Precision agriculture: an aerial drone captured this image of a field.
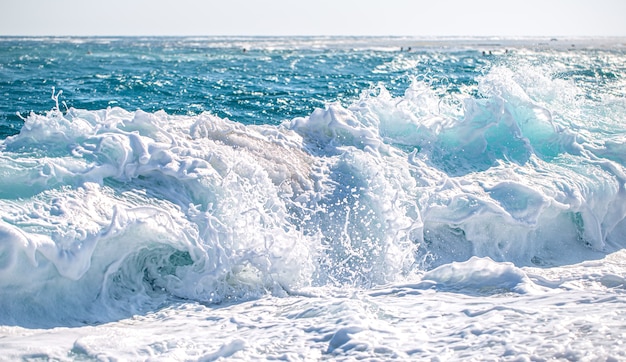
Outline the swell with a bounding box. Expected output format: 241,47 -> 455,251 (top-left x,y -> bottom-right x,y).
1,64 -> 625,327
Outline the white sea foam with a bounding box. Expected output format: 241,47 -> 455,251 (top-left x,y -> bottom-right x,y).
1,54 -> 626,359
2,250 -> 626,360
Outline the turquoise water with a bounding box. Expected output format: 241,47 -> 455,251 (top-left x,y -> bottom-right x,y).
1,37 -> 490,136
2,37 -> 626,360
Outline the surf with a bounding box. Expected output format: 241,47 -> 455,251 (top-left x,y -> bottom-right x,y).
1,45 -> 625,329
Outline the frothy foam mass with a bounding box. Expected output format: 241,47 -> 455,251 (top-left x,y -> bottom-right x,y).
1,61 -> 625,328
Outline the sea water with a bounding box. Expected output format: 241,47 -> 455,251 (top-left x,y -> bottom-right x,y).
1,36 -> 626,360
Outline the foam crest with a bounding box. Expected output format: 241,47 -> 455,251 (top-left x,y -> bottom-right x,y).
289,103 -> 387,155
332,74 -> 626,269
288,103 -> 423,285
0,109 -> 318,326
423,256 -> 539,294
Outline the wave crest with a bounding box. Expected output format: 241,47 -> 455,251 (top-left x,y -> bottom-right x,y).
1,70 -> 625,326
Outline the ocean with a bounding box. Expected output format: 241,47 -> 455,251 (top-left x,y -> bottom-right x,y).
1,36 -> 626,361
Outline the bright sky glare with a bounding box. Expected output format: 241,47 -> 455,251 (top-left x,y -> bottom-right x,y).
1,0 -> 625,37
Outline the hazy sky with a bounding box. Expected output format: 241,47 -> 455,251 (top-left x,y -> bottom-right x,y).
1,0 -> 625,37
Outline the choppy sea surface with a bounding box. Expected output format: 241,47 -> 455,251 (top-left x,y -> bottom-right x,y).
1,36 -> 626,361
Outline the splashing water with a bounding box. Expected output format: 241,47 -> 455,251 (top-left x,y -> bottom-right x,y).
1,37 -> 626,360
